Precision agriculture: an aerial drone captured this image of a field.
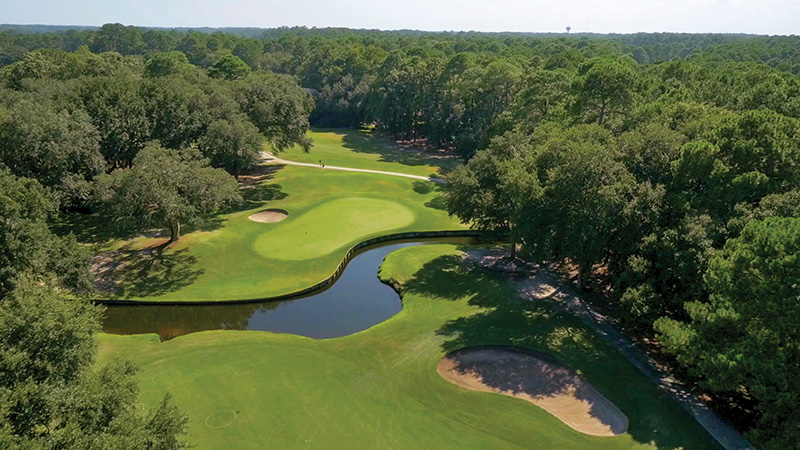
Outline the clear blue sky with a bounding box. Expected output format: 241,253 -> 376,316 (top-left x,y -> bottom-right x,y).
2,0 -> 798,35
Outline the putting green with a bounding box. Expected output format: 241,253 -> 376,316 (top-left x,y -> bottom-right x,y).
98,244 -> 719,449
252,197 -> 414,261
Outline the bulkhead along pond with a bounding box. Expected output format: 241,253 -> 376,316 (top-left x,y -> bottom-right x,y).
102,239 -> 473,340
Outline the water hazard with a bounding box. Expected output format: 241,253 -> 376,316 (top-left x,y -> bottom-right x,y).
102,239 -> 472,341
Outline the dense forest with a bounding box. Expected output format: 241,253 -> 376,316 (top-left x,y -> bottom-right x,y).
1,23 -> 799,449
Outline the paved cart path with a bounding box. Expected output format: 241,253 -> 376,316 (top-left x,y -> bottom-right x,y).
262,152 -> 446,184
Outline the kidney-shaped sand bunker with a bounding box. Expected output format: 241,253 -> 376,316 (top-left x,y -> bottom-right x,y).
438,346 -> 629,437
248,209 -> 289,223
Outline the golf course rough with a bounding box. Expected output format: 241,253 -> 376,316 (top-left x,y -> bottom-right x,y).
98,244 -> 720,449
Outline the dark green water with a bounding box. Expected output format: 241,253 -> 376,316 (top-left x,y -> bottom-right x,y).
102,239 -> 471,341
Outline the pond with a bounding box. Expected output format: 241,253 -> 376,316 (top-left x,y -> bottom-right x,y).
102,238 -> 474,341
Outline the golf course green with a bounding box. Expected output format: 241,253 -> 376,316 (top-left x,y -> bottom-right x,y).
80,130 -> 462,302
252,197 -> 414,260
98,244 -> 718,449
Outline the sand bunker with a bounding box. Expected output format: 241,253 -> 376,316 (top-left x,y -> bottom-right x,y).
248,209 -> 288,223
438,346 -> 628,436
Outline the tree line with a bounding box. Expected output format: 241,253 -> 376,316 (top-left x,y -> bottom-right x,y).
0,42 -> 313,448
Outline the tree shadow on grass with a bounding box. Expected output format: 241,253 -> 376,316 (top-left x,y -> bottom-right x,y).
224,164 -> 289,214
402,254 -> 599,358
400,252 -> 716,449
425,195 -> 447,211
411,181 -> 447,211
339,129 -> 460,177
51,210 -> 133,244
102,244 -> 204,299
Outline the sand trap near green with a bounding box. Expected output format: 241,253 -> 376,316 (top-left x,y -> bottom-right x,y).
438,346 -> 629,437
252,197 -> 414,260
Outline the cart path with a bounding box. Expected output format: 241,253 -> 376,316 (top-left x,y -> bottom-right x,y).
262,152 -> 446,184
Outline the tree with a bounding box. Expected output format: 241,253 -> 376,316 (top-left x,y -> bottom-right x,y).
91,23 -> 146,55
208,54 -> 251,80
144,75 -> 209,149
198,114 -> 264,178
234,72 -> 314,151
0,98 -> 104,207
80,75 -> 151,168
445,132 -> 539,259
0,170 -> 92,297
572,56 -> 638,127
655,217 -> 800,449
95,144 -> 241,243
508,69 -> 572,133
0,278 -> 189,449
145,51 -> 194,78
671,110 -> 800,225
523,125 -> 654,289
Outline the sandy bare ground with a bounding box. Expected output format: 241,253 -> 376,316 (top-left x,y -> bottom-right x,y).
92,251 -> 125,294
439,346 -> 629,437
262,153 -> 446,184
248,209 -> 288,223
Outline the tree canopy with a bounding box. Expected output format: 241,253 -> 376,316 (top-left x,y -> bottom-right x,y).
0,279 -> 189,449
0,170 -> 91,297
96,144 -> 241,243
655,217 -> 800,448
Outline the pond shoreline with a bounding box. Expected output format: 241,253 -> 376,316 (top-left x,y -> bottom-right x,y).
95,229 -> 490,306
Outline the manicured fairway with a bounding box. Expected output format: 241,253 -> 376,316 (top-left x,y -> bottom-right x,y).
98,244 -> 719,449
278,129 -> 461,177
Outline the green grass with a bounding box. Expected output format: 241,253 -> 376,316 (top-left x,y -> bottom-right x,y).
278,129 -> 461,177
98,244 -> 718,449
58,128 -> 463,303
93,164 -> 461,301
252,197 -> 415,260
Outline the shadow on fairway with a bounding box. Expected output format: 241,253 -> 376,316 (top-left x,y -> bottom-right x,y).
115,245 -> 204,299
411,181 -> 447,211
340,129 -> 459,177
51,209 -> 134,244
400,253 -> 715,449
425,195 -> 447,211
225,163 -> 289,214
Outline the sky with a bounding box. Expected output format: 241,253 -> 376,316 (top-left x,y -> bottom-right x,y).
1,0 -> 798,35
